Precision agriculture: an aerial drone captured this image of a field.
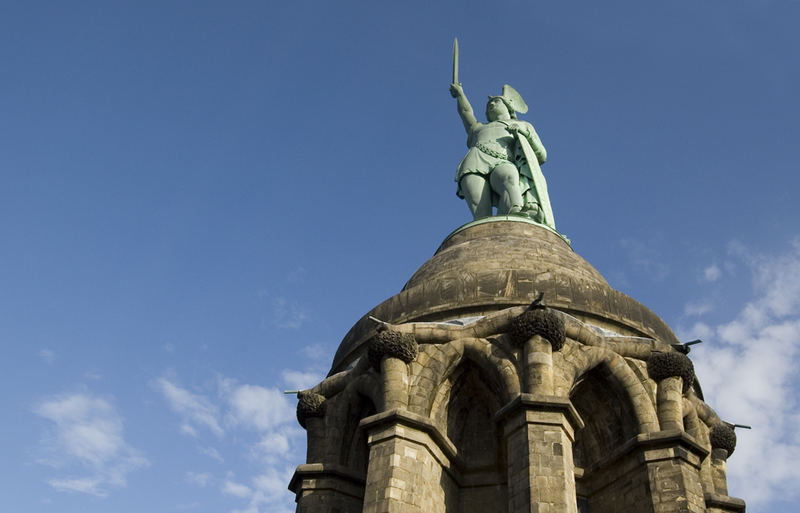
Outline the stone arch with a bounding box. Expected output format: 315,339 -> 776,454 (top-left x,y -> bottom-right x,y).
563,343 -> 662,513
323,374 -> 379,473
408,338 -> 520,417
557,342 -> 658,435
428,339 -> 511,512
445,360 -> 505,469
570,366 -> 641,470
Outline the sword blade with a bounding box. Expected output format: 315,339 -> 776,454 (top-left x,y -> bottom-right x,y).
452,37 -> 459,84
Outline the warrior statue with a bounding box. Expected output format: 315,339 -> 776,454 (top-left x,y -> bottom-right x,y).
450,40 -> 555,230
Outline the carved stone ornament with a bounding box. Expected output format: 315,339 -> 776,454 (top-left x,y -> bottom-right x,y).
710,424 -> 737,457
647,351 -> 695,393
367,329 -> 419,369
510,308 -> 566,350
296,391 -> 326,429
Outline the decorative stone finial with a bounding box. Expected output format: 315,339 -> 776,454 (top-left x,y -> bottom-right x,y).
367,329 -> 418,369
710,424 -> 737,457
296,391 -> 326,429
510,307 -> 566,350
647,351 -> 695,393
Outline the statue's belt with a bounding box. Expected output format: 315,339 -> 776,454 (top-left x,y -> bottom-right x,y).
476,142 -> 513,161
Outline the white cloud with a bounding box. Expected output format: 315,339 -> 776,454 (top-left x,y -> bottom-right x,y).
225,384 -> 295,432
281,369 -> 323,391
677,321 -> 713,342
34,393 -> 148,497
185,471 -> 212,487
198,445 -> 224,462
223,479 -> 252,498
301,344 -> 329,361
691,240 -> 800,506
153,378 -> 224,437
250,431 -> 295,465
224,468 -> 296,513
48,477 -> 105,495
156,375 -> 299,512
39,349 -> 55,364
702,263 -> 722,282
180,423 -> 198,437
271,297 -> 309,329
620,238 -> 668,281
286,267 -> 307,283
683,300 -> 714,317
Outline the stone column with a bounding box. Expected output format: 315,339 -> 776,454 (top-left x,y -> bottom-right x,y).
708,424 -> 737,496
656,376 -> 684,431
292,392 -> 370,512
647,351 -> 695,432
639,431 -> 708,513
709,448 -> 729,496
524,335 -> 554,394
368,330 -> 418,412
380,357 -> 409,410
359,409 -> 458,513
296,392 -> 327,463
511,307 -> 565,396
496,394 -> 584,513
704,425 -> 746,513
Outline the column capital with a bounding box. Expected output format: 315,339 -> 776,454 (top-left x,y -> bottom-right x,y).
704,492 -> 746,512
495,393 -> 584,434
288,463 -> 366,499
359,408 -> 458,466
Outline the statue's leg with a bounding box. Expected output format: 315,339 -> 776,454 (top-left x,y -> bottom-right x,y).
460,174 -> 492,219
490,163 -> 523,215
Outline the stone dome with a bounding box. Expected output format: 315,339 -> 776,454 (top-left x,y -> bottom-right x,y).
331,218 -> 679,371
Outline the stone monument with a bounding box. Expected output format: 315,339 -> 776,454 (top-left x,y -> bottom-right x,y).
288,41 -> 745,513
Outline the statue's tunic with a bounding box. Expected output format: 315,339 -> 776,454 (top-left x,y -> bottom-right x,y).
455,121 -> 516,193
454,119 -> 554,230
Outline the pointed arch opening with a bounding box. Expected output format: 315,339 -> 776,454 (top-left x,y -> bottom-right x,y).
444,359 -> 508,512
570,362 -> 650,513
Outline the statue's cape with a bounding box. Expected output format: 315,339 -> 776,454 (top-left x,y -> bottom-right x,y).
516,133 -> 555,230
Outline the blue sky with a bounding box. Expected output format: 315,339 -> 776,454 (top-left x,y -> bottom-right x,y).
1,1 -> 798,512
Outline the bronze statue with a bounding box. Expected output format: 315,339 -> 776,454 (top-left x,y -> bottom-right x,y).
450,39 -> 555,230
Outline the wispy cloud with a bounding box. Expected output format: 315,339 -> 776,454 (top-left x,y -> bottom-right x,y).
281,369 -> 324,391
198,445 -> 224,462
156,374 -> 301,512
223,382 -> 295,432
270,297 -> 309,329
620,237 -> 668,281
223,469 -> 296,513
223,477 -> 252,498
683,299 -> 714,317
250,431 -> 293,465
34,392 -> 148,497
153,378 -> 224,437
690,239 -> 800,506
39,349 -> 55,364
185,471 -> 212,487
301,343 -> 330,361
702,263 -> 722,282
286,267 -> 307,283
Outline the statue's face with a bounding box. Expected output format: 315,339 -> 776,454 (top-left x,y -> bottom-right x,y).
486,97 -> 509,121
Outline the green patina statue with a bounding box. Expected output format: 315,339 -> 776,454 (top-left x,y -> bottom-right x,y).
450,40 -> 555,230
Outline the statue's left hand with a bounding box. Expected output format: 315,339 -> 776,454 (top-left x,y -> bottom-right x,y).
507,124 -> 528,137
